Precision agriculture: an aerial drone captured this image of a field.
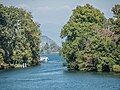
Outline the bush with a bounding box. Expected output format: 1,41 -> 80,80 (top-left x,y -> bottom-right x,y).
113,65 -> 120,73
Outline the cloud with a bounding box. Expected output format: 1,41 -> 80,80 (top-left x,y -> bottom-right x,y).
18,4 -> 30,10
37,6 -> 52,12
36,5 -> 71,12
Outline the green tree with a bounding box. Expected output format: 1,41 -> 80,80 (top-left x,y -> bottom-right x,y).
0,4 -> 41,69
60,4 -> 118,72
112,4 -> 120,66
112,4 -> 120,34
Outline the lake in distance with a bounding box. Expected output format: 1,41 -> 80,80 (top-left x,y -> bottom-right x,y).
0,54 -> 120,90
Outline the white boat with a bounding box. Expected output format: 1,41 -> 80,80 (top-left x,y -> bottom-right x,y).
40,57 -> 48,62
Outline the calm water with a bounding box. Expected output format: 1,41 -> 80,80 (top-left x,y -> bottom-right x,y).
0,54 -> 120,90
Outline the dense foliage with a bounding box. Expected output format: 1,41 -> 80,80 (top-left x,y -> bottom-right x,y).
0,4 -> 41,69
60,4 -> 120,72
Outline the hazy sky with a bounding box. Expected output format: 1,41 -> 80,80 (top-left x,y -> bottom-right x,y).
0,0 -> 120,46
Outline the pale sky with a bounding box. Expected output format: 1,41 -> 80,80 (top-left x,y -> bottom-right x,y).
0,0 -> 120,46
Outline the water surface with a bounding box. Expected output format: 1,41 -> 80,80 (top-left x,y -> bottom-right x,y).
0,54 -> 120,90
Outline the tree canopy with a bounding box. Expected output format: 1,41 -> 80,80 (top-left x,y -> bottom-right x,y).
0,4 -> 41,69
60,4 -> 120,72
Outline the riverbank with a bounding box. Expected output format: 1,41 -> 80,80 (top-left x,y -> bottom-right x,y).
0,64 -> 24,70
0,63 -> 40,70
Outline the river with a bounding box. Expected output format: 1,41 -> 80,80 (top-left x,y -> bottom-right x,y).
0,54 -> 120,90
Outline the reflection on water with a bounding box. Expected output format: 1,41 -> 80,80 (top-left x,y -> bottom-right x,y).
0,54 -> 120,90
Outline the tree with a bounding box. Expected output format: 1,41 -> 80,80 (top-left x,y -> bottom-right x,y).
111,4 -> 120,66
0,4 -> 41,69
112,4 -> 120,35
60,4 -> 118,72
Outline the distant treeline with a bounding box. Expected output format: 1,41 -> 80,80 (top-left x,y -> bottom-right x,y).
41,42 -> 60,54
40,35 -> 60,54
60,4 -> 120,72
0,4 -> 41,69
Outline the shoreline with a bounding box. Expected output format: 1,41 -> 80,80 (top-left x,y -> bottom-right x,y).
0,63 -> 40,70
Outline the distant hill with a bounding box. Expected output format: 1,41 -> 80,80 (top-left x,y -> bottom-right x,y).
40,35 -> 61,54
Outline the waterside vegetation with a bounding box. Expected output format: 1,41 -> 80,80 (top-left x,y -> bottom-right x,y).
0,4 -> 41,69
60,4 -> 120,72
